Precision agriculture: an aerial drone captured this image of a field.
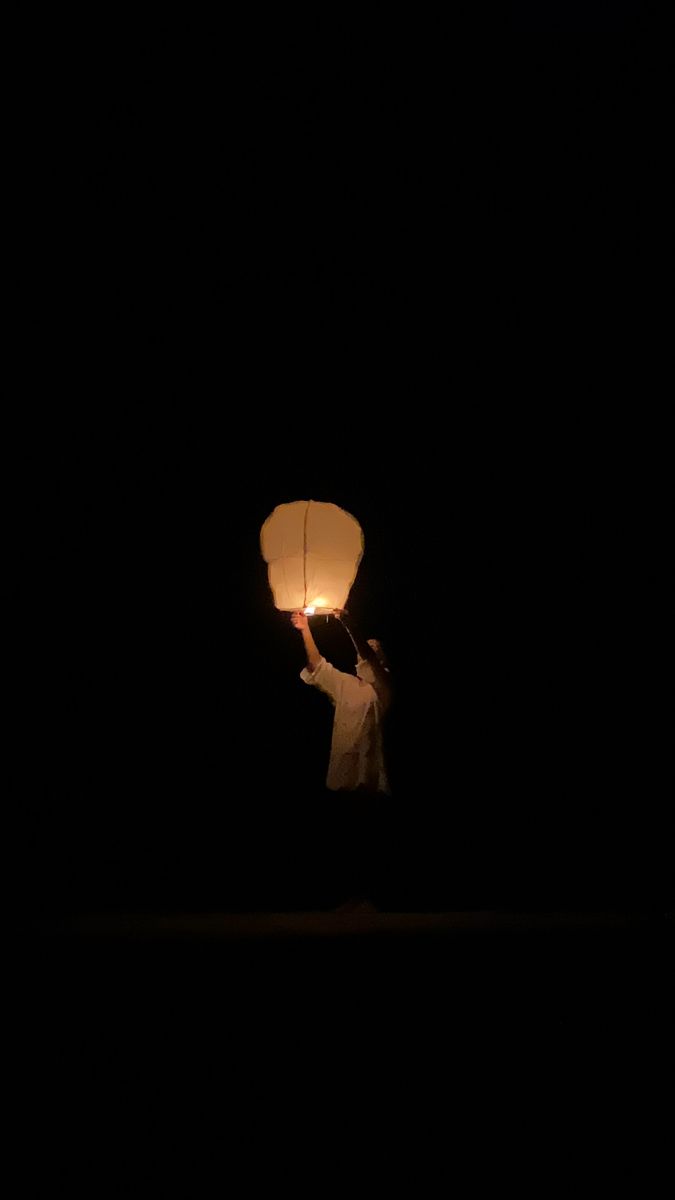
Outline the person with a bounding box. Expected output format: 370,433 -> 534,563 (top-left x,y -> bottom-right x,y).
290,610 -> 392,909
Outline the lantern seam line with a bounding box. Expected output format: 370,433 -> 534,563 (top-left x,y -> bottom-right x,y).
303,499 -> 310,609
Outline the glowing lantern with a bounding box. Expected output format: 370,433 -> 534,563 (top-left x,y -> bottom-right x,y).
260,500 -> 364,614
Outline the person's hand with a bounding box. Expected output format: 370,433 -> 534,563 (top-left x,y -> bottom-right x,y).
291,611 -> 309,632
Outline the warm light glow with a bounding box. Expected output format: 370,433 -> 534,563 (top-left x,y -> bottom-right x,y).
260,500 -> 364,613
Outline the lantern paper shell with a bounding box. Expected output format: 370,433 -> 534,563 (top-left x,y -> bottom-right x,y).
260,500 -> 364,613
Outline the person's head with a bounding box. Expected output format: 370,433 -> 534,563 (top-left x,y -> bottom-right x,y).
356,657 -> 377,685
366,638 -> 389,670
356,638 -> 391,686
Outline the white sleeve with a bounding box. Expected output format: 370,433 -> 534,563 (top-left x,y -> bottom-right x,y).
300,657 -> 348,705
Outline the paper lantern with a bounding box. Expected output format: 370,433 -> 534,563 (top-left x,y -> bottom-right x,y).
260,500 -> 364,614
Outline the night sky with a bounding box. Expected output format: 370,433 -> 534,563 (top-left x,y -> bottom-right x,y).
18,6 -> 669,914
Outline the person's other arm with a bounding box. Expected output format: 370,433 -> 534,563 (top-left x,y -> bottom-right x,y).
340,614 -> 392,701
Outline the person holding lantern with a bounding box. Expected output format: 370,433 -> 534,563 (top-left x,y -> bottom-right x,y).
291,611 -> 392,795
291,609 -> 392,911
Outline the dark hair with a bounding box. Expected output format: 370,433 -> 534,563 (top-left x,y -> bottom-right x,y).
367,638 -> 390,672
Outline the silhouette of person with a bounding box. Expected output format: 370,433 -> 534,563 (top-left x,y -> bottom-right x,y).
291,610 -> 392,909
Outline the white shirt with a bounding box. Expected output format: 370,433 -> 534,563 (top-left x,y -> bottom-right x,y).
300,656 -> 391,794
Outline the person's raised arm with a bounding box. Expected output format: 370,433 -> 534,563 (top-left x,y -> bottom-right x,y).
291,611 -> 322,672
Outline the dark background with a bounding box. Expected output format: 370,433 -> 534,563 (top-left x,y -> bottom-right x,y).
14,4 -> 670,914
